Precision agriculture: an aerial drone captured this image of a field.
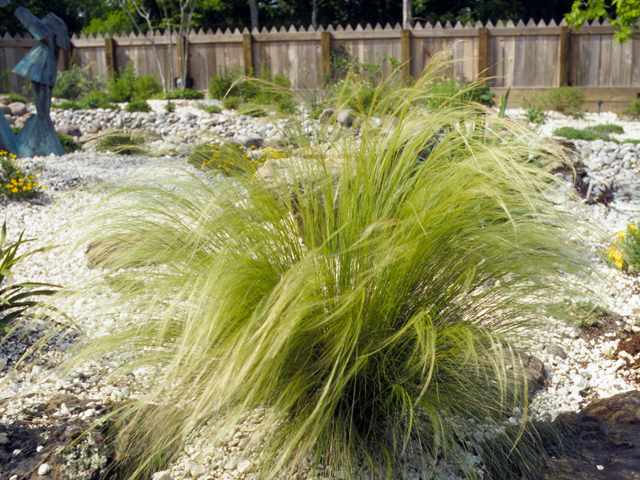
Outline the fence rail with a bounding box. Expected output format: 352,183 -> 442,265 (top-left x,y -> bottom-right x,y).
1,19 -> 639,110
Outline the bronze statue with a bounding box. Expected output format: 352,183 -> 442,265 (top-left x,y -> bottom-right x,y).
0,2 -> 71,157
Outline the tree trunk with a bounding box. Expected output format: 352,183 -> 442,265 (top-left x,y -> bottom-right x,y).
249,0 -> 259,31
402,0 -> 412,29
312,0 -> 319,30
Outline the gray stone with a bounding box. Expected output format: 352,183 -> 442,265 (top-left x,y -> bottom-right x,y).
57,125 -> 81,137
0,104 -> 11,115
8,102 -> 27,116
545,343 -> 568,360
0,432 -> 9,444
318,108 -> 336,124
0,95 -> 10,105
233,134 -> 263,149
336,109 -> 356,128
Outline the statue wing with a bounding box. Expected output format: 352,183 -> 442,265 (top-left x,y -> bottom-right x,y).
43,13 -> 71,51
14,7 -> 53,42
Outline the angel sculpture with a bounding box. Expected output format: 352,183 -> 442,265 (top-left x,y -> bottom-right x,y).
0,2 -> 71,157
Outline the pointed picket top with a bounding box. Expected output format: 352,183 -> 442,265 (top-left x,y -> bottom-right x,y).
601,18 -> 612,26
525,18 -> 536,27
485,20 -> 494,28
78,32 -> 88,40
414,21 -> 424,30
454,21 -> 463,29
505,19 -> 515,28
287,24 -> 296,33
537,18 -> 547,27
384,22 -> 393,30
345,24 -> 354,32
89,32 -> 97,40
211,28 -> 221,35
241,27 -> 249,34
316,25 -> 325,32
232,27 -> 240,34
355,23 -> 364,31
277,25 -> 286,33
559,18 -> 568,26
464,21 -> 473,29
373,23 -> 383,31
516,19 -> 525,27
393,22 -> 402,30
444,21 -> 452,29
203,28 -> 212,35
363,23 -> 373,31
300,25 -> 308,32
220,27 -> 229,35
547,19 -> 557,27
434,21 -> 443,29
332,24 -> 341,31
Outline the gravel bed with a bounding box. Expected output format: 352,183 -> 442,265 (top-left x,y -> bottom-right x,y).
2,106 -> 640,479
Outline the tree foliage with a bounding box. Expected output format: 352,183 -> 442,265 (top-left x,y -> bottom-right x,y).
566,0 -> 640,43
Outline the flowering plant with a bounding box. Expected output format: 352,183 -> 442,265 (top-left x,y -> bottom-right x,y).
607,223 -> 640,272
188,142 -> 287,176
0,151 -> 42,199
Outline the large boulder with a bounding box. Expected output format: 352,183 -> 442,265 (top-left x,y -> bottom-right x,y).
8,102 -> 27,116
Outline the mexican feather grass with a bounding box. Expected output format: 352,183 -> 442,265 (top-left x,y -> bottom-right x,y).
46,55 -> 593,479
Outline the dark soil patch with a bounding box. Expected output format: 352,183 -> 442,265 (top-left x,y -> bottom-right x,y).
0,394 -> 126,480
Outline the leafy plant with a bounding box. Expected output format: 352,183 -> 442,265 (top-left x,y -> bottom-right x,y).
607,222 -> 640,273
553,124 -> 628,143
165,101 -> 175,113
158,89 -> 204,100
0,221 -> 57,332
525,105 -> 547,124
53,63 -> 104,100
546,299 -> 609,328
186,142 -> 283,175
108,63 -> 161,103
8,93 -> 26,104
125,100 -> 151,113
198,103 -> 221,114
543,86 -> 585,116
0,150 -> 42,199
54,53 -> 592,480
0,70 -> 9,93
222,95 -> 241,110
208,66 -> 243,100
95,133 -> 145,155
622,98 -> 640,115
58,133 -> 80,154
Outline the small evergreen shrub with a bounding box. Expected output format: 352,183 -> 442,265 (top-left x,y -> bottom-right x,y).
222,96 -> 241,110
125,100 -> 151,113
8,93 -> 26,104
58,132 -> 80,153
622,98 -> 640,115
198,103 -> 221,114
53,64 -> 103,100
187,143 -> 285,175
553,124 -> 629,143
108,63 -> 161,103
524,105 -> 547,124
208,66 -> 243,100
0,150 -> 42,199
165,101 -> 175,113
159,89 -> 204,100
133,75 -> 162,100
543,86 -> 585,116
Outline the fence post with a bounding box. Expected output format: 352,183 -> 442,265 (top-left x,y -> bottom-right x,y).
243,33 -> 253,75
558,26 -> 570,86
400,29 -> 411,78
105,36 -> 117,78
477,27 -> 488,80
320,31 -> 331,83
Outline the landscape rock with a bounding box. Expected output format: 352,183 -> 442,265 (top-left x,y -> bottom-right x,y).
57,125 -> 82,138
0,104 -> 11,115
0,95 -> 10,105
318,108 -> 336,124
336,109 -> 356,128
8,102 -> 27,117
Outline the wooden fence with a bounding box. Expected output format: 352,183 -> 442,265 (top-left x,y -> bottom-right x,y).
1,19 -> 639,110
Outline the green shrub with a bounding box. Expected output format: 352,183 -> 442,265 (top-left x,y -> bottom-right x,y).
165,101 -> 175,113
0,221 -> 57,332
55,100 -> 82,110
0,150 -> 41,199
543,86 -> 585,116
108,63 -> 160,103
524,105 -> 547,124
0,70 -> 9,93
222,95 -> 241,110
53,64 -> 103,100
553,124 -> 625,142
607,223 -> 640,273
622,98 -> 640,115
198,103 -> 221,114
58,132 -> 80,153
133,75 -> 162,100
159,88 -> 204,100
95,133 -> 145,155
8,93 -> 26,104
208,66 -> 243,100
55,53 -> 594,480
125,100 -> 151,113
81,91 -> 120,110
547,299 -> 610,329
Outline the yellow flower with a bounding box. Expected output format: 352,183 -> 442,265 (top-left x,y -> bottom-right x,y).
618,231 -> 627,239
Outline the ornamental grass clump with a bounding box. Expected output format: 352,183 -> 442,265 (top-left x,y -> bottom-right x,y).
49,53 -> 593,479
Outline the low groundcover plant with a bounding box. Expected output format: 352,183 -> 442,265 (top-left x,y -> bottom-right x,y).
48,53 -> 593,479
607,223 -> 640,273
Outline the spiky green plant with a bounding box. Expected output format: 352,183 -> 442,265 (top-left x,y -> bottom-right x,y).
48,53 -> 593,479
